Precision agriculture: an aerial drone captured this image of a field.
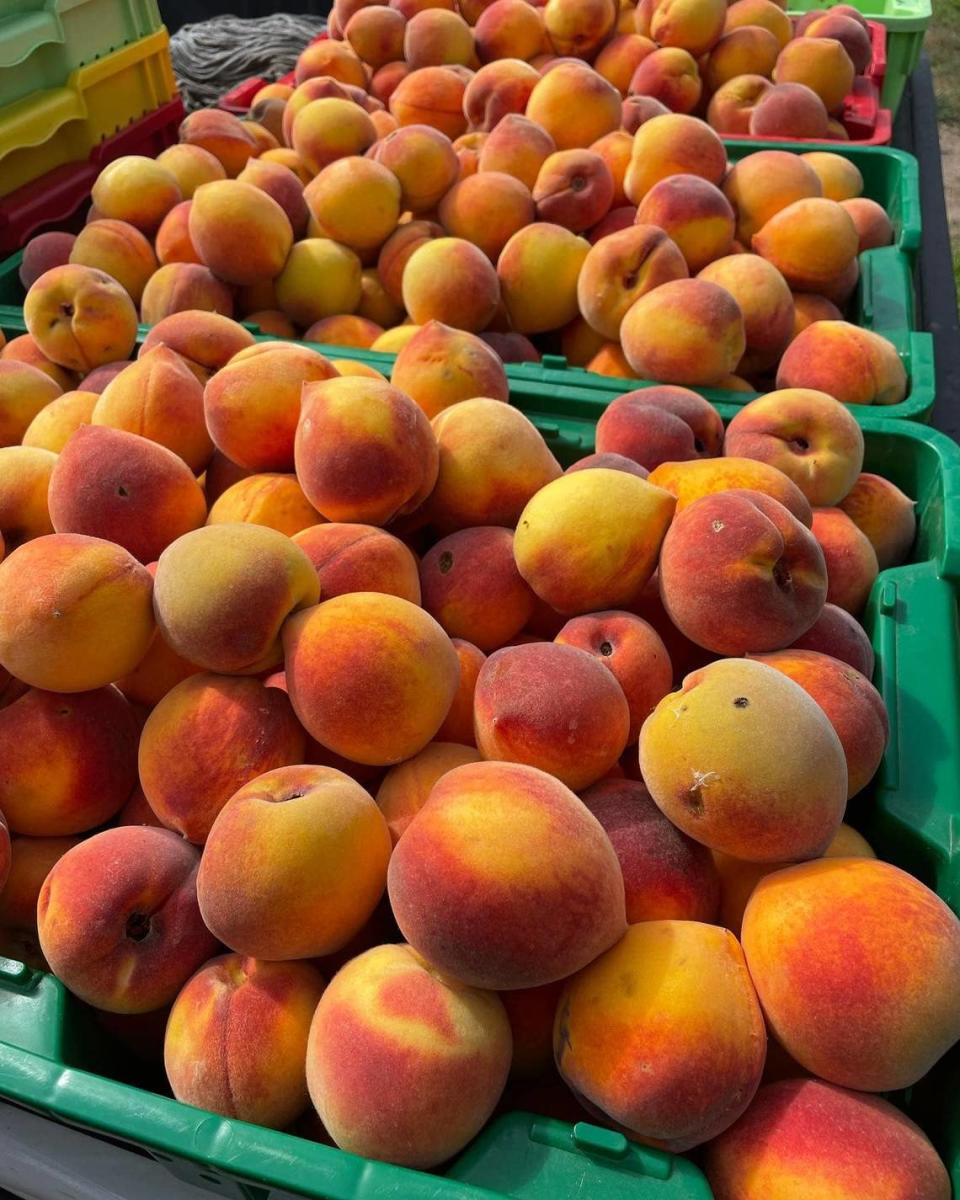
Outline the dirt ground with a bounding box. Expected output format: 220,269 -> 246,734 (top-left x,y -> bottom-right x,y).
926,0 -> 960,283
940,126 -> 960,248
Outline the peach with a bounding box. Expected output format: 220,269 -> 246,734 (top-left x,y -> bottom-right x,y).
390,323 -> 509,422
555,921 -> 765,1150
165,955 -> 326,1128
587,344 -> 633,375
37,826 -> 217,1012
115,577 -> 202,709
629,46 -> 702,113
372,326 -> 423,351
622,92 -> 670,132
811,506 -> 879,614
0,534 -> 154,692
566,451 -> 649,476
788,600 -> 874,675
0,361 -> 62,447
776,321 -> 908,407
704,26 -> 779,91
207,474 -> 322,536
724,388 -> 864,506
370,109 -> 399,137
24,265 -> 138,373
377,220 -> 443,304
774,37 -> 854,114
402,236 -> 500,331
722,149 -> 823,246
463,60 -> 540,131
623,113 -> 727,203
178,109 -> 257,177
69,219 -> 157,304
294,37 -> 368,87
306,943 -> 511,1167
479,330 -> 540,362
429,397 -> 561,530
155,200 -> 201,265
292,98 -> 378,176
590,130 -> 633,207
405,7 -> 474,65
595,385 -> 723,470
706,1079 -> 951,1200
724,0 -> 791,43
635,174 -> 735,272
90,155 -> 182,233
154,523 -> 319,674
500,981 -> 564,1081
294,523 -> 420,603
94,346 -> 213,472
742,858 -> 960,1090
438,172 -> 534,262
283,592 -> 460,764
376,741 -> 481,844
532,149 -> 613,233
478,113 -> 555,188
498,222 -> 590,333
282,77 -> 357,143
0,685 -> 139,835
696,253 -> 792,377
305,158 -> 401,255
0,835 -> 81,968
525,62 -> 621,150
706,74 -> 773,135
346,5 -> 407,66
18,232 -> 76,289
640,657 -> 846,860
436,638 -> 485,744
188,180 -> 293,287
580,778 -> 719,920
749,80 -> 831,139
389,66 -> 469,139
515,467 -> 675,613
0,446 -> 56,547
140,262 -> 234,324
803,8 -> 872,65
274,238 -> 363,327
838,472 -> 916,570
304,315 -> 383,347
295,377 -> 438,524
357,269 -> 405,328
236,158 -> 309,238
801,150 -> 863,202
371,125 -> 458,213
649,0 -> 725,56
389,759 -> 625,986
648,456 -> 813,524
841,196 -> 894,252
543,0 -> 616,58
560,315 -> 607,367
595,33 -> 657,95
155,143 -> 227,198
2,333 -> 77,391
139,313 -> 253,385
752,198 -> 857,293
139,674 -> 306,843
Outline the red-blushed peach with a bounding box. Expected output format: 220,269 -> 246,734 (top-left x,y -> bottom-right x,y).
284,592 -> 459,765
420,527 -> 536,651
478,113 -> 555,189
90,156 -> 182,233
787,601 -> 874,675
304,158 -> 401,255
463,60 -> 537,131
792,292 -> 844,337
622,92 -> 671,133
295,36 -> 367,85
811,506 -> 879,614
659,489 -> 827,655
188,180 -> 293,287
376,741 -> 482,844
640,657 -> 846,860
391,322 -> 510,422
697,254 -> 793,376
2,333 -> 77,391
752,199 -> 858,293
388,760 -> 626,987
389,66 -> 469,139
0,534 -> 154,692
306,943 -> 512,1167
722,150 -> 823,246
595,33 -> 657,95
473,642 -> 630,788
595,385 -> 724,470
648,456 -> 813,524
37,826 -> 217,1012
525,62 -> 621,150
154,523 -> 319,675
498,222 -> 591,333
69,219 -> 157,305
0,835 -> 81,968
649,0 -> 725,55
0,445 -> 56,548
178,109 -> 257,177
94,346 -> 212,473
555,921 -> 765,1150
156,143 -> 227,198
206,473 -> 322,536
139,312 -> 255,382
742,858 -> 960,1091
580,778 -> 719,921
435,638 -> 485,745
346,5 -> 406,66
633,174 -> 734,273
438,172 -> 535,262
0,361 -> 63,447
295,377 -> 438,525
724,388 -> 864,507
620,278 -> 746,387
18,232 -> 76,289
500,981 -> 565,1080
24,265 -> 138,373
291,97 -> 377,175
841,196 -> 894,253
514,468 -> 675,614
748,81 -> 830,138
706,74 -> 773,135
48,425 -> 206,563
165,955 -> 326,1127
628,46 -> 702,113
203,342 -> 338,473
776,322 -> 908,407
623,113 -> 727,204
556,609 -> 672,740
155,201 -> 202,265
0,685 -> 138,836
234,158 -> 309,239
371,125 -> 459,212
773,37 -> 854,114
839,472 -> 916,569
543,0 -> 616,58
198,764 -> 391,958
404,6 -> 474,65
294,523 -> 421,603
566,451 -> 649,477
377,219 -> 443,305
705,1079 -> 951,1200
531,149 -> 614,234
402,236 -> 501,332
703,26 -> 779,91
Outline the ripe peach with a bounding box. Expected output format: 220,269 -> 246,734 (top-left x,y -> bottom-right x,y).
178,109 -> 257,177
18,232 -> 76,289
774,37 -> 855,114
115,581 -> 203,710
706,74 -> 773,135
404,6 -> 475,65
635,174 -> 734,272
207,474 -> 322,536
697,254 -> 792,377
378,220 -> 443,304
292,98 -> 377,176
155,201 -> 201,265
811,507 -> 879,614
595,385 -> 723,470
376,742 -> 481,844
0,445 -> 56,547
391,322 -> 509,421
90,156 -> 182,233
801,150 -> 863,202
629,46 -> 702,113
648,456 -> 813,524
346,5 -> 407,66
723,149 -> 823,246
478,112 -> 555,188
295,38 -> 368,87
463,60 -> 539,131
294,523 -> 421,602
389,66 -> 469,139
436,638 -> 485,744
139,262 -> 234,324
402,236 -> 500,331
543,0 -> 616,58
525,62 -> 621,150
566,451 -> 649,476
788,601 -> 874,675
498,222 -> 590,333
724,0 -> 790,43
304,315 -> 383,347
841,196 -> 894,252
439,171 -> 535,261
595,33 -> 657,95
69,219 -> 157,304
621,92 -> 670,132
590,130 -> 633,208
752,197 -> 857,293
650,0 -> 725,56
704,26 -> 779,91
236,158 -> 309,238
304,158 -> 401,256
372,326 -> 423,351
0,361 -> 62,447
532,149 -> 614,233
188,180 -> 293,287
749,81 -> 830,138
371,125 -> 458,212
139,312 -> 254,382
623,112 -> 726,203
2,333 -> 77,391
0,835 -> 80,968
274,238 -> 363,328
838,472 -> 915,569
156,143 -> 227,198
776,321 -> 908,407
24,265 -> 138,373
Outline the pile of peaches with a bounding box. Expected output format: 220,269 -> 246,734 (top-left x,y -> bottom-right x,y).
0,266 -> 955,1197
3,0 -> 904,403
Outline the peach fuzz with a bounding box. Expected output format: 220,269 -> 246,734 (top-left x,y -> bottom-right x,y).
706,74 -> 773,136
703,26 -> 779,91
620,277 -> 746,388
90,155 -> 182,233
0,534 -> 155,693
839,472 -> 916,569
307,943 -> 511,1167
207,474 -> 322,536
623,114 -> 726,205
94,346 -> 213,473
722,150 -> 823,246
595,385 -> 723,471
742,857 -> 960,1091
275,239 -> 363,328
178,109 -> 257,176
525,62 -> 621,151
429,397 -> 561,531
752,198 -> 858,293
478,113 -> 555,189
777,322 -> 908,407
140,262 -> 234,325
304,158 -> 401,255
595,33 -> 656,95
371,125 -> 459,213
841,197 -> 894,253
774,37 -> 854,114
648,456 -> 813,524
811,507 -> 879,615
0,361 -> 62,447
724,388 -> 864,506
188,180 -> 292,288
0,685 -> 139,836
155,201 -> 201,265
0,836 -> 80,969
48,425 -> 206,563
635,175 -> 734,273
139,312 -> 255,382
697,254 -> 793,376
156,143 -> 226,198
629,46 -> 702,114
165,955 -> 326,1128
376,741 -> 481,844
18,231 -> 76,289
236,158 -> 309,238
437,638 -> 485,745
345,5 -> 407,66
498,223 -> 590,334
68,219 -> 157,305
748,82 -> 830,139
555,921 -> 765,1150
304,315 -> 384,347
641,658 -> 846,861
37,826 -> 217,1012
401,236 -> 500,332
706,1079 -> 950,1200
389,66 -> 468,139
2,333 -> 77,391
438,172 -> 535,262
389,759 -> 625,988
0,445 -> 56,547
24,265 -> 138,374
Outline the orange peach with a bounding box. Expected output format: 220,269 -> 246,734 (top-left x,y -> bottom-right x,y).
841,196 -> 894,252
178,109 -> 257,177
543,0 -> 616,58
0,835 -> 81,968
18,232 -> 76,289
438,171 -> 535,261
801,150 -> 863,202
236,157 -> 309,238
0,361 -> 62,447
590,130 -> 633,208
371,326 -> 423,351
649,0 -> 725,56
207,473 -> 322,536
566,451 -> 649,476
706,74 -> 773,135
500,981 -> 564,1081
115,572 -> 202,709
24,265 -> 138,373
371,124 -> 459,212
532,149 -> 613,233
811,506 -> 879,614
629,46 -> 702,113
90,155 -> 182,233
293,523 -> 421,602
294,38 -> 368,87
188,179 -> 293,287
389,65 -> 469,139
621,92 -> 671,132
402,235 -> 501,330
244,309 -> 297,337
724,0 -> 791,44
357,268 -> 405,328
623,112 -> 727,203
376,741 -> 481,844
478,112 -> 555,188
498,221 -> 590,333
304,158 -> 401,254
435,637 -> 485,744
0,445 -> 56,547
704,26 -> 779,91
304,315 -> 384,347
595,384 -> 723,470
635,174 -> 735,272
748,80 -> 831,138
69,219 -> 157,304
292,97 -> 378,176
2,333 -> 77,391
777,320 -> 907,406
155,200 -> 201,265
464,60 -> 540,130
274,238 -> 364,327
595,32 -> 657,95
774,37 -> 854,114
560,315 -> 607,366
648,455 -> 813,523
697,253 -> 793,376
140,262 -> 234,324
378,219 -> 444,304
838,472 -> 916,569
156,143 -> 227,198
752,197 -> 857,293
346,5 -> 407,66
405,7 -> 474,65
525,61 -> 621,150
722,149 -> 823,245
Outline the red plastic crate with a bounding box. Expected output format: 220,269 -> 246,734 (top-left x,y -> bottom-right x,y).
218,32 -> 328,115
0,96 -> 184,254
731,76 -> 892,147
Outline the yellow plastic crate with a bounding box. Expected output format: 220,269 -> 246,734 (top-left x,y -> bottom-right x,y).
0,26 -> 177,198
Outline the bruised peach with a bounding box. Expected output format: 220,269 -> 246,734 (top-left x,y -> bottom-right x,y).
811,507 -> 879,615
69,219 -> 157,305
776,322 -> 908,407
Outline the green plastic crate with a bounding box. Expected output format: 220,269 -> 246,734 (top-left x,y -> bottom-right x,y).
788,0 -> 931,115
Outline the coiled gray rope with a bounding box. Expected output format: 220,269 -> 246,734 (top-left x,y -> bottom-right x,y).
170,13 -> 327,112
